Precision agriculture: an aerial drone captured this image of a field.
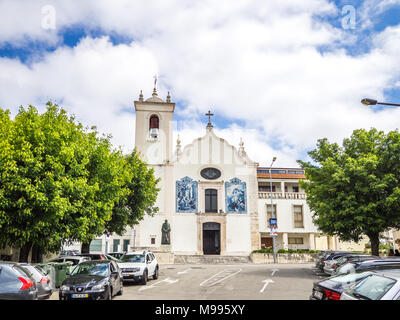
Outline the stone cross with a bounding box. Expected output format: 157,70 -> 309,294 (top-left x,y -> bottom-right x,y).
205,110 -> 214,126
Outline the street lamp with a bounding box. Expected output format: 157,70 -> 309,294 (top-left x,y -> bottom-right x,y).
361,98 -> 400,107
269,157 -> 277,264
361,98 -> 399,253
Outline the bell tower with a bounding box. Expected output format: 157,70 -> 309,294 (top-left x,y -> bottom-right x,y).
134,84 -> 175,165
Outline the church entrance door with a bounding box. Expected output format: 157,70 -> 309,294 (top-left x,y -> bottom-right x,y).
203,222 -> 221,255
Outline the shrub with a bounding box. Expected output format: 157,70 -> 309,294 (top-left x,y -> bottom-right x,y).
252,249 -> 318,254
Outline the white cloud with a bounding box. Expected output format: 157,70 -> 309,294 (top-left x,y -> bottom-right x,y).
359,0 -> 400,30
0,36 -> 159,152
1,1 -> 400,167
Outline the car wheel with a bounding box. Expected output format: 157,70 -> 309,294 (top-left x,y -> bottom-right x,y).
141,270 -> 148,285
106,286 -> 112,300
117,282 -> 123,296
153,266 -> 159,280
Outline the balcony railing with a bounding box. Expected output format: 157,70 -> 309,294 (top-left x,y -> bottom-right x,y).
258,192 -> 306,200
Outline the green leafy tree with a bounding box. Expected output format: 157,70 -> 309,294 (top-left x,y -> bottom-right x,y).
298,128 -> 400,256
105,150 -> 160,236
0,103 -> 127,261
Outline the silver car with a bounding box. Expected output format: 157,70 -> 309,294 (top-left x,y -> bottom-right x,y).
19,263 -> 53,300
323,259 -> 338,275
341,270 -> 400,300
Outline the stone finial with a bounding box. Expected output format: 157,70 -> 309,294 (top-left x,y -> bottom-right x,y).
166,91 -> 171,103
139,90 -> 144,102
176,134 -> 182,156
239,137 -> 246,157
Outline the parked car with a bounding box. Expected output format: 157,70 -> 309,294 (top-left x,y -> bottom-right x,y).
316,251 -> 357,271
19,263 -> 53,300
310,269 -> 387,300
59,250 -> 80,257
317,250 -> 333,259
50,256 -> 91,266
118,251 -> 158,284
341,270 -> 400,300
108,252 -> 126,260
335,257 -> 400,275
59,260 -> 123,300
323,255 -> 378,276
323,259 -> 339,276
0,261 -> 38,300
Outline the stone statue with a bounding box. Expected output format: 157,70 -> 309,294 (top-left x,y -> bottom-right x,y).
161,219 -> 171,245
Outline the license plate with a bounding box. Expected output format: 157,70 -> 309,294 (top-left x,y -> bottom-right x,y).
314,291 -> 323,299
71,294 -> 88,298
123,273 -> 132,276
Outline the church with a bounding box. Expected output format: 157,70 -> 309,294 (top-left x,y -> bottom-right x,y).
133,86 -> 260,258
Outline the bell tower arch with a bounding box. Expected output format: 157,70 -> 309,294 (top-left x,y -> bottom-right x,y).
134,87 -> 175,165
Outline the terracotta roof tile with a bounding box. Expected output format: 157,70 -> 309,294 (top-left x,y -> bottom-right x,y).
257,173 -> 306,179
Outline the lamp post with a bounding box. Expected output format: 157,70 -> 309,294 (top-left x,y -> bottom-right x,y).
269,157 -> 277,264
361,98 -> 400,107
361,98 -> 399,253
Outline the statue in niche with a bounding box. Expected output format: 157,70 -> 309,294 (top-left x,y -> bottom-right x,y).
161,219 -> 171,245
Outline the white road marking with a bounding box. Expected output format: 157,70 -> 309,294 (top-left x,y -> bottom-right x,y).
271,269 -> 279,276
200,269 -> 242,287
138,277 -> 179,292
260,279 -> 274,293
177,268 -> 191,275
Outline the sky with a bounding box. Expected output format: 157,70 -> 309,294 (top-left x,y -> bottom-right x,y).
1,0 -> 400,167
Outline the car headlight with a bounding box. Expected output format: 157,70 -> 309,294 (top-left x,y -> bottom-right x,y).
60,285 -> 70,291
92,282 -> 106,290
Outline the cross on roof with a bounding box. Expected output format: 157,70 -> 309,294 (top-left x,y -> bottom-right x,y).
205,110 -> 214,126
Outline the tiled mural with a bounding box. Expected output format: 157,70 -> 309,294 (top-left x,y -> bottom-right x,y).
176,176 -> 198,213
225,178 -> 247,213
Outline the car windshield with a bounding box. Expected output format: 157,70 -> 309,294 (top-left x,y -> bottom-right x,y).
318,251 -> 328,258
120,254 -> 145,263
65,259 -> 81,265
336,256 -> 347,265
70,263 -> 109,277
35,265 -> 46,275
349,275 -> 396,300
330,271 -> 374,284
13,265 -> 31,278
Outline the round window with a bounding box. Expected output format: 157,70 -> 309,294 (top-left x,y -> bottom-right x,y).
200,168 -> 221,180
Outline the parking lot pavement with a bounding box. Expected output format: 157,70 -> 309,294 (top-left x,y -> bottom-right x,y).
49,263 -> 324,300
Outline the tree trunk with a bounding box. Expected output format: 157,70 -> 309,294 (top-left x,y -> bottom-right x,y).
31,244 -> 43,263
81,242 -> 90,254
19,242 -> 33,263
368,233 -> 380,256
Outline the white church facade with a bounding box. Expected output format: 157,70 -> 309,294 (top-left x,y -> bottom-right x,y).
133,87 -> 260,257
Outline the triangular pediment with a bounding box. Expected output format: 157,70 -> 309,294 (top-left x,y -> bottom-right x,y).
173,128 -> 256,166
